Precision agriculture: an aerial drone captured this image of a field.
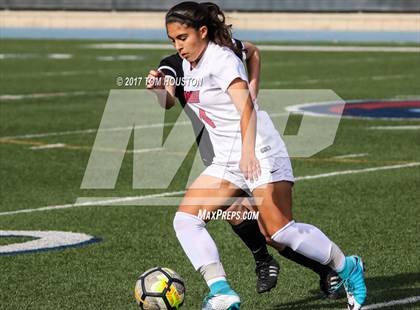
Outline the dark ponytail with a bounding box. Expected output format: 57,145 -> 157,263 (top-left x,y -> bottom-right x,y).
165,1 -> 238,54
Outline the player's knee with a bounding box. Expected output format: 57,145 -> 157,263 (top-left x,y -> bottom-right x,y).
263,225 -> 286,250
226,201 -> 248,225
270,220 -> 297,249
173,211 -> 205,234
225,204 -> 240,225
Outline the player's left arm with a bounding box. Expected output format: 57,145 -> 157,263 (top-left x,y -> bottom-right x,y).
243,42 -> 260,103
228,78 -> 261,182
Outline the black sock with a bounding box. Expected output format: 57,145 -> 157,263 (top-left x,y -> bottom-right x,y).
230,219 -> 271,263
279,247 -> 331,277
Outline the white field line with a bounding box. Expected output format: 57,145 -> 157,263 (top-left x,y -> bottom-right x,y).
0,162 -> 418,216
3,56 -> 407,78
96,55 -> 145,61
127,147 -> 164,154
262,56 -> 411,68
364,296 -> 420,309
272,74 -> 413,86
0,191 -> 187,216
368,125 -> 420,130
88,43 -> 174,50
87,43 -> 420,53
6,69 -> 119,78
0,90 -> 105,101
0,53 -> 72,59
258,45 -> 420,53
3,73 -> 406,100
6,56 -> 406,80
47,54 -> 72,59
29,143 -> 66,150
28,144 -> 163,154
333,153 -> 368,159
0,112 -> 290,140
0,53 -> 37,59
294,162 -> 420,181
0,122 -> 190,140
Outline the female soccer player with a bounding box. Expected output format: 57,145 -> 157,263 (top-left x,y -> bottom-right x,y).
149,40 -> 341,298
150,2 -> 366,309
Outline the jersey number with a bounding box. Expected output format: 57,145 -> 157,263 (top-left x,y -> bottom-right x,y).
199,108 -> 216,128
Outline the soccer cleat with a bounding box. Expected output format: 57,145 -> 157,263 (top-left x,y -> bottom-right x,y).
202,281 -> 241,310
319,269 -> 342,299
201,294 -> 240,310
255,256 -> 280,294
334,256 -> 367,310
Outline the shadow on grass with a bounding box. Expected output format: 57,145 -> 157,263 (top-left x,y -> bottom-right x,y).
272,272 -> 420,310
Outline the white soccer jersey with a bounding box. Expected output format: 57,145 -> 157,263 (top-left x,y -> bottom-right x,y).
182,41 -> 288,165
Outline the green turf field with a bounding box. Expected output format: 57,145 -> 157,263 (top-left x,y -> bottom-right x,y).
0,39 -> 419,309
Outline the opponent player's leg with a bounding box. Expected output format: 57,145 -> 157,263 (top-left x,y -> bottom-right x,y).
228,195 -> 337,297
278,247 -> 341,299
253,181 -> 366,310
174,174 -> 244,310
226,201 -> 272,264
253,208 -> 341,299
226,200 -> 279,293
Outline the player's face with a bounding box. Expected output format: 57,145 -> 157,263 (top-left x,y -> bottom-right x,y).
166,22 -> 208,64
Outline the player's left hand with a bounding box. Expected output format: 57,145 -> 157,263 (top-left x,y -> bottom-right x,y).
240,154 -> 261,182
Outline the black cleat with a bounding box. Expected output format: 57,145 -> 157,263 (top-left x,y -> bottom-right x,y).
255,256 -> 280,294
320,269 -> 343,299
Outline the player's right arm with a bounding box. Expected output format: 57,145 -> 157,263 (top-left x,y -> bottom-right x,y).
146,70 -> 176,109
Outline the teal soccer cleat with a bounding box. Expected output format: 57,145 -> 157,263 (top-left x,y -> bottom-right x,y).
335,256 -> 367,310
201,280 -> 241,310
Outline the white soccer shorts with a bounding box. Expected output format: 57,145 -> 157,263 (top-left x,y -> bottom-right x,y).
202,156 -> 295,195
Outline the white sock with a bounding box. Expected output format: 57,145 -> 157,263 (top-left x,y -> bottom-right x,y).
327,242 -> 346,272
199,262 -> 227,286
206,276 -> 227,287
173,212 -> 223,271
271,221 -> 333,264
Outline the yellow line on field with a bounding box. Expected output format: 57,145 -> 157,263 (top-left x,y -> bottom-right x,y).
0,139 -> 47,146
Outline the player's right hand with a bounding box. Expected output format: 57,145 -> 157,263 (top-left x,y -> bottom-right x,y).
240,153 -> 261,182
146,70 -> 165,90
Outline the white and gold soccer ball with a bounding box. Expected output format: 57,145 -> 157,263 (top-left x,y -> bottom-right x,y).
134,267 -> 185,310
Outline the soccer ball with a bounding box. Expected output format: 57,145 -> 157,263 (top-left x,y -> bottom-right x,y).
134,267 -> 185,310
